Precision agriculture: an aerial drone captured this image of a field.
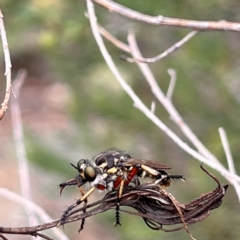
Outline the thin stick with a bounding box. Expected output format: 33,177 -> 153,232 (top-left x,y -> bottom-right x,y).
166,69 -> 176,100
219,128 -> 235,174
99,25 -> 130,52
10,70 -> 39,231
86,0 -> 240,186
127,31 -> 215,160
35,233 -> 54,240
92,0 -> 240,32
219,127 -> 240,200
0,188 -> 69,240
0,234 -> 8,240
0,9 -> 12,120
150,101 -> 156,113
127,31 -> 240,197
97,26 -> 196,64
127,31 -> 197,63
167,192 -> 196,240
94,19 -> 238,188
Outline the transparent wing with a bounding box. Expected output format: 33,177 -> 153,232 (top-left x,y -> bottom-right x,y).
124,158 -> 171,170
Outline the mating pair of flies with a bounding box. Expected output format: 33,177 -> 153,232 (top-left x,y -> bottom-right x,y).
58,150 -> 185,230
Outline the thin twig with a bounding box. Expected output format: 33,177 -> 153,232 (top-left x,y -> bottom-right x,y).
10,71 -> 69,240
128,30 -> 210,157
166,69 -> 176,100
219,128 -> 236,174
10,70 -> 38,231
0,9 -> 12,120
125,31 -> 198,63
219,127 -> 240,200
86,0 -> 240,186
0,234 -> 8,240
127,31 -> 240,194
99,25 -> 130,52
96,26 -> 196,64
150,101 -> 156,113
0,188 -> 69,240
84,12 -> 131,52
35,233 -> 54,240
92,0 -> 240,32
128,32 -> 240,199
167,191 -> 196,240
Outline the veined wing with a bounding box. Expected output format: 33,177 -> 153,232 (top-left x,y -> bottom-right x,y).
124,158 -> 171,170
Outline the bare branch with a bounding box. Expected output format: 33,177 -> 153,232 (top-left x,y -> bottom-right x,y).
10,70 -> 39,230
0,188 -> 69,240
150,101 -> 156,114
99,25 -> 130,52
92,0 -> 240,32
35,233 -> 54,240
166,69 -> 176,100
0,9 -> 12,120
0,234 -> 8,240
219,128 -> 235,174
96,25 -> 196,64
219,127 -> 240,200
127,32 -> 216,156
127,31 -> 240,197
126,31 -> 198,63
86,0 -> 240,186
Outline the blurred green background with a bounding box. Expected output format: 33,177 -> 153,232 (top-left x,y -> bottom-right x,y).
0,0 -> 240,239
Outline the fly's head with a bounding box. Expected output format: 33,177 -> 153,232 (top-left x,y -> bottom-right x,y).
71,159 -> 97,182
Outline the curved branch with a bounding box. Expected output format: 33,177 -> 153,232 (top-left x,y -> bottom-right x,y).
86,0 -> 240,185
0,188 -> 69,240
123,30 -> 198,63
92,0 -> 240,32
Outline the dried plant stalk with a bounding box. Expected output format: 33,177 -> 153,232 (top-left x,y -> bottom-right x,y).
0,166 -> 228,239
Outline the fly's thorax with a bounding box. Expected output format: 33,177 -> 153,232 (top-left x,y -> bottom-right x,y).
90,174 -> 106,189
106,181 -> 114,191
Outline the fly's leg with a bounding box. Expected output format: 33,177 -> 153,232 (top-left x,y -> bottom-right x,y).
78,187 -> 87,232
113,166 -> 140,226
57,198 -> 83,227
57,186 -> 96,228
59,178 -> 78,195
114,178 -> 124,226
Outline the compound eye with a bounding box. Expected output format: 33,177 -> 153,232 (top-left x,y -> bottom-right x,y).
77,159 -> 86,170
84,166 -> 96,181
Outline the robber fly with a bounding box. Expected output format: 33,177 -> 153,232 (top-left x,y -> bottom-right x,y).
94,150 -> 185,225
57,159 -> 109,231
58,149 -> 185,230
94,150 -> 185,188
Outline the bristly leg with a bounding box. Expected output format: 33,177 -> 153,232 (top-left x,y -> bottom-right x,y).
114,179 -> 124,226
169,174 -> 186,182
78,200 -> 86,232
114,203 -> 121,226
57,198 -> 82,227
78,187 -> 88,232
59,178 -> 78,195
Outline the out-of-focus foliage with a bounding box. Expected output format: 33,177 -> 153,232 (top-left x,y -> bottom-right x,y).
1,0 -> 240,239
